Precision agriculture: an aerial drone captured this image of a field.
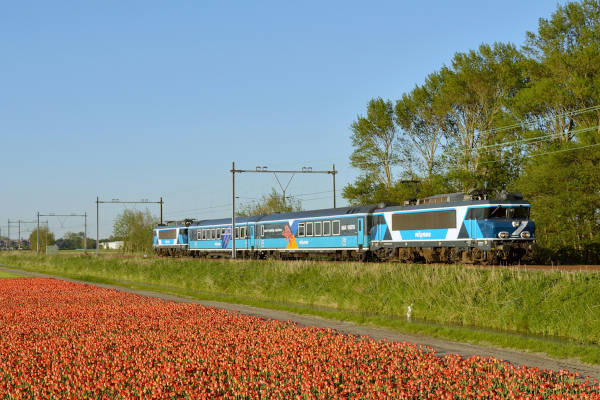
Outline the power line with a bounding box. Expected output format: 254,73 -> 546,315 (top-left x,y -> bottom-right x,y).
479,141 -> 600,165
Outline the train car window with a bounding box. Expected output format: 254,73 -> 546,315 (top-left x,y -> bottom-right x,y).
332,220 -> 340,235
235,227 -> 239,238
158,230 -> 177,239
216,229 -> 221,239
260,225 -> 264,237
323,221 -> 330,236
241,227 -> 246,238
392,210 -> 456,230
298,223 -> 305,237
197,231 -> 202,241
306,222 -> 313,236
314,221 -> 322,236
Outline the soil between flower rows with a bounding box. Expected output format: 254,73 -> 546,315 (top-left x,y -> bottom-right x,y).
0,278 -> 598,399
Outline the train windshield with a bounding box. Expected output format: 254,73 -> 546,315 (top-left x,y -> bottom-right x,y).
485,206 -> 530,219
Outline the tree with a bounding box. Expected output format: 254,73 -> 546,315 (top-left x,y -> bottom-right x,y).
28,227 -> 55,252
349,98 -> 402,191
395,72 -> 447,182
237,188 -> 302,216
112,209 -> 157,253
520,0 -> 600,139
344,98 -> 404,204
512,144 -> 600,263
55,232 -> 89,250
438,42 -> 526,192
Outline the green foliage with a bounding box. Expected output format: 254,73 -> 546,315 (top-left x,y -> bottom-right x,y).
28,227 -> 55,251
349,98 -> 402,193
513,144 -> 600,263
237,188 -> 302,216
343,0 -> 600,261
56,231 -> 94,250
112,209 -> 157,253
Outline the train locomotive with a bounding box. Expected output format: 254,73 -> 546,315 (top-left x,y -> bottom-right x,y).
153,191 -> 535,264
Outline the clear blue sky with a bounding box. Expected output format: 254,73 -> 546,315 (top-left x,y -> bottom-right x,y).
1,0 -> 564,240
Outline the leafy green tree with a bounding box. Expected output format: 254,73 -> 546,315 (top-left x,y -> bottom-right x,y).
513,144 -> 600,263
28,227 -> 55,252
349,98 -> 402,191
395,72 -> 447,182
237,188 -> 302,216
520,0 -> 600,139
344,98 -> 404,204
112,209 -> 157,253
439,42 -> 526,192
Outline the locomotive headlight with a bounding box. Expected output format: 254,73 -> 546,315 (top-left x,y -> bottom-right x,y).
512,221 -> 520,227
520,231 -> 531,239
498,231 -> 509,239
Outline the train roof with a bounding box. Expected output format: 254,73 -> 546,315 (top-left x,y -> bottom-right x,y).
192,215 -> 262,227
186,205 -> 380,227
257,205 -> 379,222
375,198 -> 530,213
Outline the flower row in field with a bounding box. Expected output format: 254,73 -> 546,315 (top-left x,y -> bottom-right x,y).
0,278 -> 597,399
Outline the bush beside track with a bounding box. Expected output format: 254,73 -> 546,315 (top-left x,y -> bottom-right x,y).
1,251 -> 600,365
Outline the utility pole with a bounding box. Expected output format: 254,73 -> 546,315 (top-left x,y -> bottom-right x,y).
332,163 -> 337,208
7,220 -> 9,250
96,197 -> 99,255
18,220 -> 21,250
84,212 -> 87,251
160,197 -> 163,225
37,212 -> 40,253
232,162 -> 236,259
230,163 -> 339,259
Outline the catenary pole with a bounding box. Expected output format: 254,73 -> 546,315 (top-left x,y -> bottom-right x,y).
231,162 -> 236,259
96,197 -> 99,255
332,164 -> 337,208
37,212 -> 40,253
84,212 -> 87,251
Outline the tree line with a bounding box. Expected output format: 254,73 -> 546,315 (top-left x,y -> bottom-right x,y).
343,0 -> 600,263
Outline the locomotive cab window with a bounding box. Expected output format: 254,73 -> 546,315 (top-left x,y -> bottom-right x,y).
332,220 -> 340,235
298,223 -> 305,237
323,221 -> 330,236
314,221 -> 322,236
306,222 -> 313,236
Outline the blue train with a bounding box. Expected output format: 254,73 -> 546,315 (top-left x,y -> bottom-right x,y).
153,191 -> 535,264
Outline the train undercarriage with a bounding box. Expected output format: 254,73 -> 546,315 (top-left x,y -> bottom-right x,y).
155,240 -> 535,265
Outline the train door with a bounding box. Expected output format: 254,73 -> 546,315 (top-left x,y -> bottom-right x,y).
249,225 -> 255,249
357,217 -> 364,248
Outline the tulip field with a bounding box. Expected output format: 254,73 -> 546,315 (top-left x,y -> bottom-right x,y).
0,278 -> 598,399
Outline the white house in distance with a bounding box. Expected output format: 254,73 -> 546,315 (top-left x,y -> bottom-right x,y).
99,241 -> 124,250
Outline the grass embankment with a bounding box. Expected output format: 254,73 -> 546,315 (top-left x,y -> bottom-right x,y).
1,252 -> 600,365
0,270 -> 20,278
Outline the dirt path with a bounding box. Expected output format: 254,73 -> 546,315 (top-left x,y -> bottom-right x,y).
2,265 -> 599,381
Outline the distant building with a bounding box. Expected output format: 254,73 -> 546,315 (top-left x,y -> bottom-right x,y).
100,241 -> 124,250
